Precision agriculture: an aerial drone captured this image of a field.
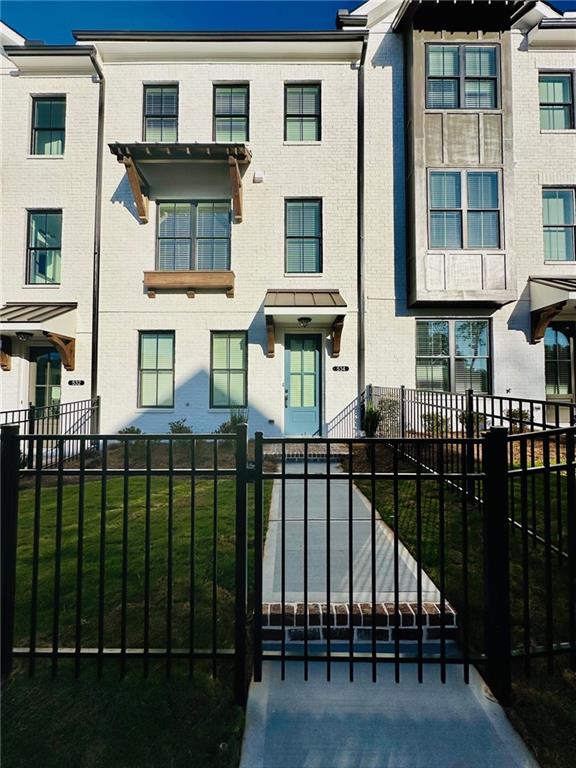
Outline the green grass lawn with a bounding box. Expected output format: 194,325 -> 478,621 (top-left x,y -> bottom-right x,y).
2,459 -> 272,768
356,444 -> 576,768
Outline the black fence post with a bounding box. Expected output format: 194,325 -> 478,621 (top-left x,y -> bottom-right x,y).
465,389 -> 475,498
27,403 -> 35,470
482,425 -> 512,704
400,385 -> 406,438
1,425 -> 20,678
234,422 -> 248,705
92,395 -> 101,436
253,431 -> 264,683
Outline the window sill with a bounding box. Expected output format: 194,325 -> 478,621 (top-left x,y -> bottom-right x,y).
27,154 -> 65,159
540,129 -> 576,135
424,109 -> 501,114
283,141 -> 321,146
284,272 -> 324,278
21,283 -> 61,288
135,408 -> 175,413
543,261 -> 576,265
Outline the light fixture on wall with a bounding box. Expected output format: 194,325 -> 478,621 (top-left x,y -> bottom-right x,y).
16,332 -> 33,343
297,317 -> 312,328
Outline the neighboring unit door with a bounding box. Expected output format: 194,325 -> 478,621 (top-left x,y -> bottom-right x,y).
29,347 -> 61,431
545,322 -> 576,422
284,334 -> 321,436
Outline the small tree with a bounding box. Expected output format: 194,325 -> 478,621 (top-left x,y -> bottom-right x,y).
362,402 -> 382,437
168,418 -> 193,434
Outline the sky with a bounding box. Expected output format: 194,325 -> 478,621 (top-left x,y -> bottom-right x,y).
2,0 -> 576,45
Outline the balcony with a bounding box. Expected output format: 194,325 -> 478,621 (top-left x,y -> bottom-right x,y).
143,270 -> 235,298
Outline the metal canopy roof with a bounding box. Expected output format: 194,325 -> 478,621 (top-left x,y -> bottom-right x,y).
108,142 -> 252,164
0,302 -> 77,323
264,289 -> 347,308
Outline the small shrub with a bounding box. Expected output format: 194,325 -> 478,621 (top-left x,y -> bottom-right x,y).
421,412 -> 448,435
215,407 -> 249,434
458,410 -> 489,434
505,408 -> 530,434
168,418 -> 193,434
377,396 -> 400,435
362,402 -> 381,437
117,425 -> 142,434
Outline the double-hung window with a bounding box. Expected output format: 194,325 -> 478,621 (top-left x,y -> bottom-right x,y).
138,331 -> 175,408
31,97 -> 66,155
157,202 -> 231,270
426,45 -> 498,109
285,199 -> 322,273
429,170 -> 501,249
416,319 -> 491,393
539,73 -> 574,130
545,324 -> 574,397
211,332 -> 248,408
27,210 -> 62,284
143,85 -> 178,142
284,84 -> 321,141
214,85 -> 249,141
543,189 -> 575,262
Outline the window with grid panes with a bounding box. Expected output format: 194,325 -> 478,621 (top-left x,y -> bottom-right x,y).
214,85 -> 249,141
31,97 -> 66,155
416,319 -> 491,393
284,84 -> 320,141
211,332 -> 247,408
285,200 -> 322,273
542,189 -> 575,261
138,332 -> 174,407
539,73 -> 574,130
143,85 -> 178,142
429,170 -> 500,249
426,45 -> 498,109
157,202 -> 231,270
545,324 -> 573,397
27,210 -> 62,284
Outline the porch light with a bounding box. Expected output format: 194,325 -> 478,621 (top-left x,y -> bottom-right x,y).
297,317 -> 312,328
16,332 -> 33,342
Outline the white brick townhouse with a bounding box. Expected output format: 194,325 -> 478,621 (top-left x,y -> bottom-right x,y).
1,1 -> 575,435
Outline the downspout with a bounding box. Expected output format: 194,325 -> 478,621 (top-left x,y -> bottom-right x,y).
89,52 -> 105,413
357,36 -> 368,404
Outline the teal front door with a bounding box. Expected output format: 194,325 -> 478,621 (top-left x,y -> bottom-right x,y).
284,334 -> 321,436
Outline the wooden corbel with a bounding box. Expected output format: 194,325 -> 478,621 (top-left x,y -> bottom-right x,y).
0,335 -> 12,372
331,315 -> 345,358
44,332 -> 75,371
531,301 -> 567,343
228,156 -> 243,223
120,155 -> 149,223
266,316 -> 275,358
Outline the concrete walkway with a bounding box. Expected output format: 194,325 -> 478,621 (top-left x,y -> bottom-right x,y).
262,462 -> 440,604
240,661 -> 538,768
240,462 -> 538,768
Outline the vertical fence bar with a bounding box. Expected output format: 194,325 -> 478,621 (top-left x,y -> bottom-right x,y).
234,423 -> 248,705
281,442 -> 286,681
542,435 -> 554,673
27,404 -> 35,469
29,437 -> 43,677
144,439 -> 151,677
566,429 -> 575,671
212,439 -> 219,679
326,441 -> 331,682
97,438 -> 108,678
1,426 -> 20,678
51,438 -> 64,678
370,441 -> 377,683
400,385 -> 406,439
483,426 -> 511,704
304,442 -> 309,681
253,432 -> 264,684
189,437 -> 196,679
166,439 -> 174,679
348,443 -> 354,682
75,440 -> 86,678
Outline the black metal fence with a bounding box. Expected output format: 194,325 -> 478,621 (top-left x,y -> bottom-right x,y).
0,426 -> 249,703
0,397 -> 100,468
2,417 -> 575,707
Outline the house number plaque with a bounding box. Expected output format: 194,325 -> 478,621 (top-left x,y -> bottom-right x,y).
332,366 -> 349,372
68,379 -> 85,386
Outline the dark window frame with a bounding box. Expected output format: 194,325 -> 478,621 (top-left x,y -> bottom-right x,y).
542,186 -> 576,262
26,208 -> 63,285
137,330 -> 175,409
210,330 -> 248,409
425,44 -> 500,111
284,197 -> 323,274
427,169 -> 502,250
544,322 -> 575,398
30,96 -> 66,155
415,318 -> 493,394
284,82 -> 322,141
142,83 -> 179,142
539,71 -> 575,130
155,200 -> 232,271
212,83 -> 250,142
